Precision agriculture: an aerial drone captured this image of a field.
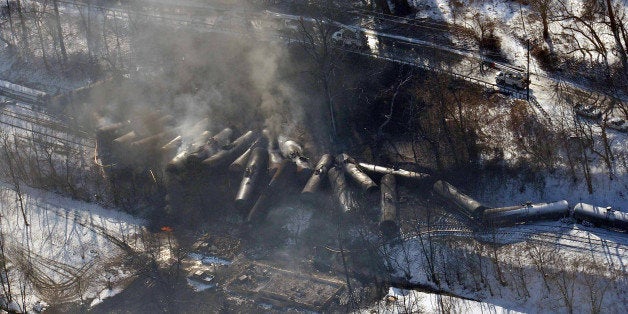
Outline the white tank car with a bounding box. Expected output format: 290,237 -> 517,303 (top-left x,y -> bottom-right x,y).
433,180 -> 486,219
480,200 -> 569,226
573,203 -> 628,231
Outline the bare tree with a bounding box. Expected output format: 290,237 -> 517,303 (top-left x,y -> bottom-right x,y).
604,0 -> 628,75
2,134 -> 29,226
33,0 -> 50,70
296,8 -> 345,145
526,242 -> 556,294
52,0 -> 67,64
76,0 -> 96,64
2,0 -> 18,50
372,70 -> 413,163
530,0 -> 555,41
554,0 -> 628,77
0,211 -> 14,306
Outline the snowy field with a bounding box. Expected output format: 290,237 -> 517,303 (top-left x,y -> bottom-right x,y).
370,287 -> 524,313
370,219 -> 628,313
0,183 -> 145,312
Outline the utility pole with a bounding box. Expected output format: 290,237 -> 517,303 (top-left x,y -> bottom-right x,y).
527,39 -> 530,101
520,2 -> 530,101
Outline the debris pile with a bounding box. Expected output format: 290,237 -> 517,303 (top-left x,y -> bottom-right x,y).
225,262 -> 344,312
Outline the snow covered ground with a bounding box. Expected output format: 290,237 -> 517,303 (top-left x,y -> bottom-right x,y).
370,5 -> 627,311
373,0 -> 628,211
373,219 -> 628,313
0,183 -> 145,312
369,287 -> 524,313
411,0 -> 627,97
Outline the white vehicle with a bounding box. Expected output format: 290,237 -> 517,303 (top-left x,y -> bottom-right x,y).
332,28 -> 366,48
495,70 -> 529,89
606,117 -> 628,132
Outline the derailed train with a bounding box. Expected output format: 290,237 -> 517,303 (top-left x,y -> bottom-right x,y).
433,180 -> 627,231
96,116 -> 433,239
96,115 -> 626,240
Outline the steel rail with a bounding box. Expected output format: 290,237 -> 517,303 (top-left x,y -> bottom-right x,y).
0,118 -> 95,149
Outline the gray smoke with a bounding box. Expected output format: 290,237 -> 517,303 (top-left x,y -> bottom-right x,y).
81,4 -> 318,163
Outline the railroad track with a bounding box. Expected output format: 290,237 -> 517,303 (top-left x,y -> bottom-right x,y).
349,8 -> 469,37
528,232 -> 625,254
0,117 -> 95,149
333,44 -> 546,120
6,101 -> 92,134
39,0 -> 627,119
0,107 -> 91,139
0,101 -> 95,151
397,224 -> 627,259
0,96 -> 89,126
0,81 -> 46,105
49,0 -> 551,123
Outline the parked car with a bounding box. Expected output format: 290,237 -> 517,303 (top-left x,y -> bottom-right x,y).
606,117 -> 628,132
574,103 -> 602,119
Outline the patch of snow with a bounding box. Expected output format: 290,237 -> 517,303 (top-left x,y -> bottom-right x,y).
90,287 -> 124,307
186,278 -> 216,292
32,300 -> 48,313
379,220 -> 628,313
368,287 -> 525,313
7,300 -> 22,313
259,302 -> 273,310
0,183 -> 145,310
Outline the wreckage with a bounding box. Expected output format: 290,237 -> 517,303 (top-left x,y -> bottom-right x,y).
101,118 -> 581,237
95,118 -> 441,238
